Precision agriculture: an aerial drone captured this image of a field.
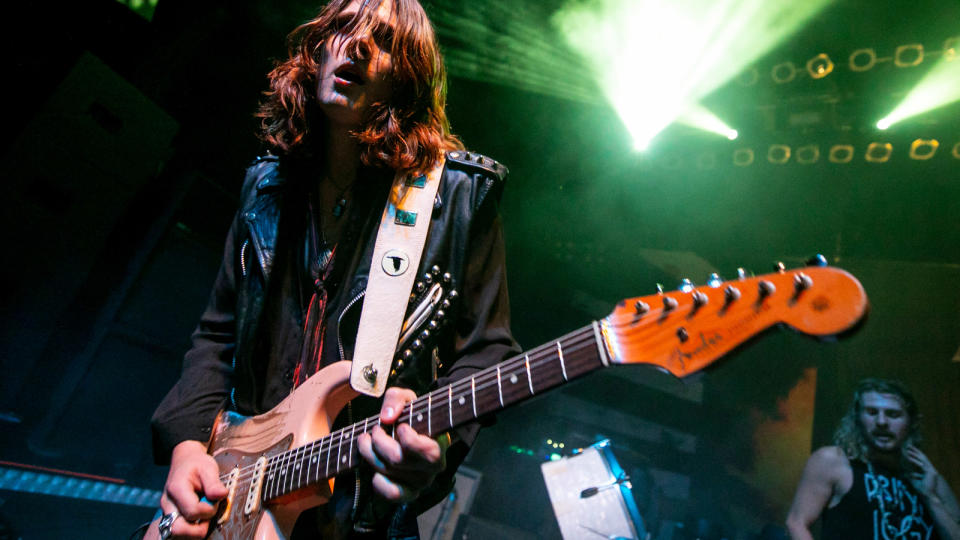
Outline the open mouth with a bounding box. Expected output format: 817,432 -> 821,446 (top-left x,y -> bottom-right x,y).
334,65 -> 365,85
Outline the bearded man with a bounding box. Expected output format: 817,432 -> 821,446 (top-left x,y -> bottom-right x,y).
787,378 -> 960,540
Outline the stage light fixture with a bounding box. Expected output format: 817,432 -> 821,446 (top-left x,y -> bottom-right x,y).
865,142 -> 893,163
796,145 -> 820,164
772,62 -> 798,84
554,0 -> 831,150
768,145 -> 791,164
849,48 -> 877,72
894,44 -> 924,68
806,53 -> 834,79
945,37 -> 958,61
676,103 -> 740,142
733,148 -> 754,167
874,55 -> 960,129
953,142 -> 960,159
829,145 -> 854,163
908,139 -> 939,160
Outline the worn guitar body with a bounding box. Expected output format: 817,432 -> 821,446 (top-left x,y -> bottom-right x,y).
146,361 -> 359,540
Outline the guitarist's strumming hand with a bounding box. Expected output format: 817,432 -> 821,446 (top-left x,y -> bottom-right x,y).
159,440 -> 228,539
357,387 -> 450,502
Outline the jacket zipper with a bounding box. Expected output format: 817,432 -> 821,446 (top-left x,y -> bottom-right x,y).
337,290 -> 366,518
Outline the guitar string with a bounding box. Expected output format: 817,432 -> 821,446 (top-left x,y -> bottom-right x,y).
223,275 -> 789,491
224,326 -> 602,490
225,292 -> 744,490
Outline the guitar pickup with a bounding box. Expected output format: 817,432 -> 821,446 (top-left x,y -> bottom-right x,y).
244,456 -> 267,516
217,467 -> 240,525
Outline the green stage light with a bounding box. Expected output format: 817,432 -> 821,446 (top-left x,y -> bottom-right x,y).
876,56 -> 960,129
554,0 -> 832,150
677,103 -> 739,141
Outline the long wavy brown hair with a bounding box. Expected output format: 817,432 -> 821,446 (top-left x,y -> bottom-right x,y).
833,378 -> 921,467
256,0 -> 462,176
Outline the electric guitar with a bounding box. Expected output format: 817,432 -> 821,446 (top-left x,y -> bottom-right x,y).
146,263 -> 867,539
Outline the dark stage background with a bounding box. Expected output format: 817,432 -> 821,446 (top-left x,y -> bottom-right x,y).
1,0 -> 957,538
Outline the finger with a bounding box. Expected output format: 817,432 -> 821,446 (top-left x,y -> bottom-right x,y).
371,424 -> 405,467
380,387 -> 417,425
198,464 -> 229,501
167,476 -> 216,523
358,432 -> 387,471
396,423 -> 442,466
371,471 -> 420,503
157,493 -> 210,540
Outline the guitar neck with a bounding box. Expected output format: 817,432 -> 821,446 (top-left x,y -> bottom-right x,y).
260,322 -> 610,501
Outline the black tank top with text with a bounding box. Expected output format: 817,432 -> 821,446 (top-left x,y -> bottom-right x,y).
822,458 -> 939,540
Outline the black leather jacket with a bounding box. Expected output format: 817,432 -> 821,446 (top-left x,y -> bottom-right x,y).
151,150 -> 520,534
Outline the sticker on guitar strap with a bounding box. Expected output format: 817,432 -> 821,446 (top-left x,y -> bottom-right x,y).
382,249 -> 410,276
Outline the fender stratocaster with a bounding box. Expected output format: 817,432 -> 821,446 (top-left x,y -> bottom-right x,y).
146,264 -> 867,539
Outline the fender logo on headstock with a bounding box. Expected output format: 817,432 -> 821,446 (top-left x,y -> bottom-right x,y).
671,330 -> 724,371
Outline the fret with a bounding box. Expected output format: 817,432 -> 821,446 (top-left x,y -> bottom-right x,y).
309,442 -> 320,485
524,354 -> 534,395
325,433 -> 332,478
447,386 -> 453,429
294,446 -> 303,491
348,424 -> 356,469
592,321 -> 609,367
496,365 -> 504,407
264,456 -> 277,500
427,392 -> 433,436
471,376 -> 477,418
557,341 -> 568,381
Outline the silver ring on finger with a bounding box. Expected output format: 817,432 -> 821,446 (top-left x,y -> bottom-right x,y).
158,509 -> 181,540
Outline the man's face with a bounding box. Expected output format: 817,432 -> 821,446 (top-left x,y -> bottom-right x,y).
317,0 -> 397,129
858,391 -> 910,454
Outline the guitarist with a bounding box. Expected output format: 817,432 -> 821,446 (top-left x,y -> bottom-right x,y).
149,0 -> 520,537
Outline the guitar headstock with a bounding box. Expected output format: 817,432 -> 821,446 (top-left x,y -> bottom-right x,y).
600,264 -> 867,377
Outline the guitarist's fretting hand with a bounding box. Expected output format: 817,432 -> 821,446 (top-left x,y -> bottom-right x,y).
160,440 -> 228,538
357,387 -> 450,502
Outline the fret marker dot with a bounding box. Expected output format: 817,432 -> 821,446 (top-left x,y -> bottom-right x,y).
459,396 -> 466,406
417,413 -> 424,422
510,374 -> 518,384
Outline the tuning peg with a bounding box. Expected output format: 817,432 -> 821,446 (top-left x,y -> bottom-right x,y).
656,283 -> 664,294
663,296 -> 679,311
402,349 -> 414,360
442,272 -> 452,283
431,265 -> 441,276
678,278 -> 694,292
420,329 -> 431,341
428,320 -> 439,331
423,272 -> 434,284
737,268 -> 747,280
415,282 -> 426,294
435,309 -> 446,321
806,254 -> 828,267
707,273 -> 722,287
774,262 -> 786,273
447,290 -> 459,302
692,291 -> 709,309
794,273 -> 813,293
724,285 -> 741,304
441,299 -> 451,310
758,280 -> 776,298
634,301 -> 650,316
412,339 -> 423,350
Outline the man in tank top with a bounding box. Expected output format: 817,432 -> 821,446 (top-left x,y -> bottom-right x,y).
786,378 -> 960,540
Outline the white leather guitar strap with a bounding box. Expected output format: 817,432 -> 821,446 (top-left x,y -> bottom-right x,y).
350,158 -> 445,396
